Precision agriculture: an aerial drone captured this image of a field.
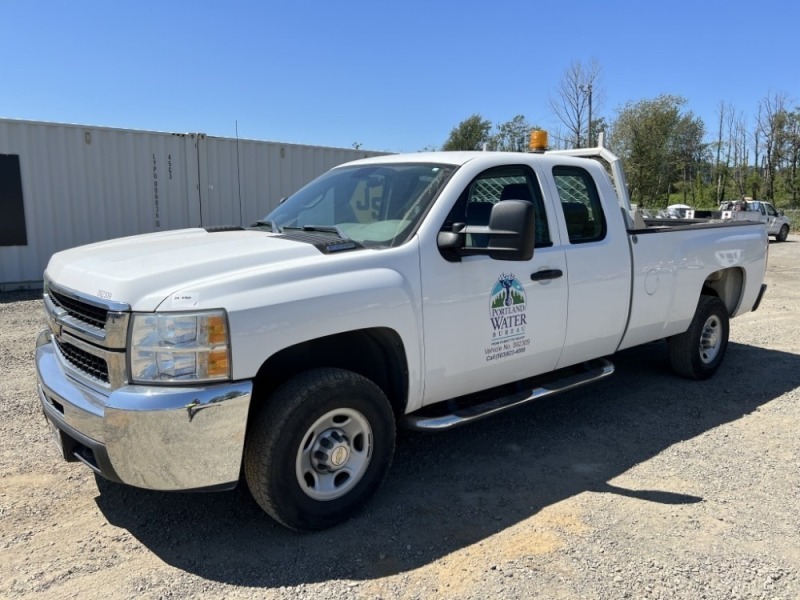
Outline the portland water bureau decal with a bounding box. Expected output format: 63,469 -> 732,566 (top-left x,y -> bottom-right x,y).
485,273 -> 531,361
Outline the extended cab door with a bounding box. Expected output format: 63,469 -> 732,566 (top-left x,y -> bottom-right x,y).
419,164 -> 568,405
538,163 -> 632,368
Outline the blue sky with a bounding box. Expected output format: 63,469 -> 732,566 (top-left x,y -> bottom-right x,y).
1,1 -> 796,153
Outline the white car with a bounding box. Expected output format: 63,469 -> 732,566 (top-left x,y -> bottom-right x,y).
720,200 -> 791,241
666,203 -> 692,218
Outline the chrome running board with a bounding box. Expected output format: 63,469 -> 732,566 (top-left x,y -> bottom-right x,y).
403,358 -> 614,432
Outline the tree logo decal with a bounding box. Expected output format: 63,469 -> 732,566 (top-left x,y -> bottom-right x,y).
491,273 -> 526,309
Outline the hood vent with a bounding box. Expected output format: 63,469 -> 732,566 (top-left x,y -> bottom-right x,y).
277,231 -> 362,254
205,225 -> 246,233
202,225 -> 362,254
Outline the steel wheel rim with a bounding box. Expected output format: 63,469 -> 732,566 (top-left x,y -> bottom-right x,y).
699,314 -> 722,364
295,408 -> 373,501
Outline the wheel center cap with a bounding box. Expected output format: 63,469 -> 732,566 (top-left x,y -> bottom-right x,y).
704,330 -> 718,348
311,429 -> 352,472
330,446 -> 349,467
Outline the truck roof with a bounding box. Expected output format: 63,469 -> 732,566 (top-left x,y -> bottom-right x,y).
338,150 -> 593,169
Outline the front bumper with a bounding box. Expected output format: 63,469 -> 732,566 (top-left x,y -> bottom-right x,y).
36,330 -> 253,491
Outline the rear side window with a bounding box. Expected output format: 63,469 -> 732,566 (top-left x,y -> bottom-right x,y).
552,166 -> 606,244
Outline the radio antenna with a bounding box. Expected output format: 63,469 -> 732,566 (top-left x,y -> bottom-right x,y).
235,120 -> 243,226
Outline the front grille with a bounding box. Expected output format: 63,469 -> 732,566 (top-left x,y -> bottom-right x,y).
55,338 -> 110,383
49,289 -> 108,330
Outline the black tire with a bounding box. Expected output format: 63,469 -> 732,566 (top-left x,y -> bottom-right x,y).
243,368 -> 395,531
668,295 -> 729,380
776,225 -> 789,242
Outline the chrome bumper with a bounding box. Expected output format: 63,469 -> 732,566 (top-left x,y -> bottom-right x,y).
36,330 -> 253,491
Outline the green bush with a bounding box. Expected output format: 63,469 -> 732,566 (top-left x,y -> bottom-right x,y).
783,209 -> 799,232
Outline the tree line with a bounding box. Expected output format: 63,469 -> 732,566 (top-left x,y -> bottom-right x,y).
439,61 -> 799,209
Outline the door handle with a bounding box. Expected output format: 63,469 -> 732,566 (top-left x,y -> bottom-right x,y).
530,269 -> 563,281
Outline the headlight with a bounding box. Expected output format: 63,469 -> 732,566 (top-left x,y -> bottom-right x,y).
129,310 -> 231,384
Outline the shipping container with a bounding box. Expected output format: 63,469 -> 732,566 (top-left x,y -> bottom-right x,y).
0,118 -> 385,290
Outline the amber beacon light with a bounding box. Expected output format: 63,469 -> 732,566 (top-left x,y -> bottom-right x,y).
529,130 -> 548,153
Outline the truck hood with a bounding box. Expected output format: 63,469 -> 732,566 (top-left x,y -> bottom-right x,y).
45,228 -> 324,310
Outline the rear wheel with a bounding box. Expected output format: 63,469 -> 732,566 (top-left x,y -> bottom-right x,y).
244,368 -> 395,531
668,295 -> 729,380
776,224 -> 789,242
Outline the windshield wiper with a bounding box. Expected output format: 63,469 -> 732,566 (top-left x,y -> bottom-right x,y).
251,219 -> 281,233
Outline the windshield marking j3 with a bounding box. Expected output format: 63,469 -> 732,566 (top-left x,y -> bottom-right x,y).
263,163 -> 455,249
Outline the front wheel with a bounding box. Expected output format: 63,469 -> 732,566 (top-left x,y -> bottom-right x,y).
668,295 -> 730,380
776,224 -> 789,242
244,368 -> 395,531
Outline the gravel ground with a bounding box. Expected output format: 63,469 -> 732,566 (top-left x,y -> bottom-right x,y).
1,236 -> 799,600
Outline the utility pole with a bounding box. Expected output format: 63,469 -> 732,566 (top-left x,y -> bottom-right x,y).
587,84 -> 593,147
580,84 -> 593,147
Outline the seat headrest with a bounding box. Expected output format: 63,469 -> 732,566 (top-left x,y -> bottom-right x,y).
499,183 -> 532,202
562,201 -> 589,223
466,201 -> 493,224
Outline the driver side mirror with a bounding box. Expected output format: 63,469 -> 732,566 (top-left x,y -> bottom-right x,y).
437,200 -> 536,261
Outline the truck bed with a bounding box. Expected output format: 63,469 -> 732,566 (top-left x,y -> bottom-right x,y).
619,219 -> 767,351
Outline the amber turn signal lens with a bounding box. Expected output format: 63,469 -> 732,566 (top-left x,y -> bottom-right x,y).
206,349 -> 230,377
206,315 -> 228,345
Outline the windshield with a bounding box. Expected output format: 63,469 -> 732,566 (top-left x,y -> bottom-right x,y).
263,163 -> 455,248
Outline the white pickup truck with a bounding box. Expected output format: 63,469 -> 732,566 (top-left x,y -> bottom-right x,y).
36,140 -> 769,530
718,199 -> 791,242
